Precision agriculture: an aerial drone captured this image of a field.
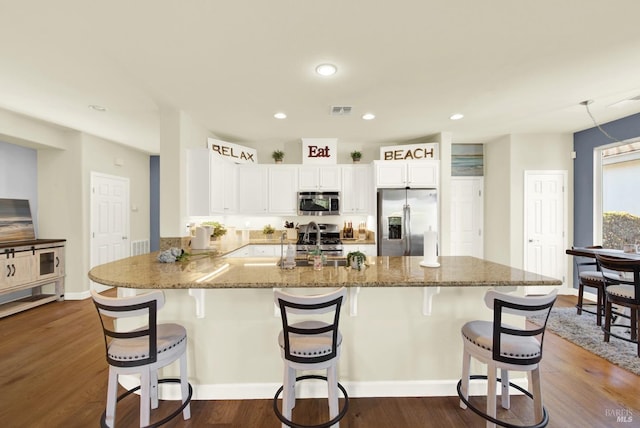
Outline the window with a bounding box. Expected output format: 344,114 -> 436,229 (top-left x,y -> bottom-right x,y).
597,139 -> 640,249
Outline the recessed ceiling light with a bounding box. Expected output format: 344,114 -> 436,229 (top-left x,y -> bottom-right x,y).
274,112 -> 287,119
450,113 -> 464,120
316,63 -> 337,76
88,104 -> 107,112
362,113 -> 376,120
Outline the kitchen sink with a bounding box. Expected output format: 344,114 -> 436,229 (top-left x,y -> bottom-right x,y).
279,257 -> 349,267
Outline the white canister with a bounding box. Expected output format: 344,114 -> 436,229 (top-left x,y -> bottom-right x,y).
192,227 -> 210,250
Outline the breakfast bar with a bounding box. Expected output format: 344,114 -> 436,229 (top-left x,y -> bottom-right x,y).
89,252 -> 561,400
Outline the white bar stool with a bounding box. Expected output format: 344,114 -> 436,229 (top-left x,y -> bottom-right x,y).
91,290 -> 192,428
273,287 -> 349,428
457,289 -> 557,428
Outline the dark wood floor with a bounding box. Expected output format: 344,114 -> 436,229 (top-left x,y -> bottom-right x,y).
0,294 -> 638,427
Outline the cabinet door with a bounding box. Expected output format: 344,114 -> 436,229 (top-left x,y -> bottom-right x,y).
223,246 -> 252,258
210,159 -> 237,214
319,166 -> 342,190
0,251 -> 35,290
298,166 -> 342,190
298,167 -> 320,190
342,165 -> 373,214
375,162 -> 407,188
238,165 -> 268,214
344,244 -> 376,257
37,247 -> 64,280
406,161 -> 439,187
252,245 -> 279,257
269,166 -> 298,214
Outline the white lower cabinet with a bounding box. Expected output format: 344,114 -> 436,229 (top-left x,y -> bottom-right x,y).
345,244 -> 377,256
224,245 -> 281,258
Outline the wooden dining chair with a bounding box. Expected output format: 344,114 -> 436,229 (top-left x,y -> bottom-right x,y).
595,254 -> 640,357
573,245 -> 606,325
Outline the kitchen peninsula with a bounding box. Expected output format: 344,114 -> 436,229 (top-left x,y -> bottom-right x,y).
89,246 -> 560,400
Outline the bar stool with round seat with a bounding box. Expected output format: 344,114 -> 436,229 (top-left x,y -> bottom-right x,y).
596,254 -> 640,357
573,245 -> 606,325
91,290 -> 192,428
273,287 -> 349,428
457,289 -> 557,428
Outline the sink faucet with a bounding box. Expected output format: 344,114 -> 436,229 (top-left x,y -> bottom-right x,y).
303,221 -> 322,249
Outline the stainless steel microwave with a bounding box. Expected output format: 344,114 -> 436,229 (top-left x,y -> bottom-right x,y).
297,191 -> 340,216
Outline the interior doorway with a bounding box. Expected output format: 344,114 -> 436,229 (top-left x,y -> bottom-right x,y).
90,172 -> 130,292
523,170 -> 567,295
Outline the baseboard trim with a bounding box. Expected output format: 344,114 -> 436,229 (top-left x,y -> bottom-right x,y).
64,290 -> 90,300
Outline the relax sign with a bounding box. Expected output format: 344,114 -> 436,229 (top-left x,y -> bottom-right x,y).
207,138 -> 257,164
380,143 -> 439,161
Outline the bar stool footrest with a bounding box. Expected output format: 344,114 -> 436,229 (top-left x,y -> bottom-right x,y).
273,374 -> 349,428
100,378 -> 193,428
457,375 -> 549,428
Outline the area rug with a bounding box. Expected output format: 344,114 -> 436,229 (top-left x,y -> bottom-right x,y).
528,307 -> 640,376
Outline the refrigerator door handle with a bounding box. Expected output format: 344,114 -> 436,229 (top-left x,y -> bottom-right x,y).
403,204 -> 411,256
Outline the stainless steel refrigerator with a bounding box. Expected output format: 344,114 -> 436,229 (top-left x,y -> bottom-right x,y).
377,188 -> 438,256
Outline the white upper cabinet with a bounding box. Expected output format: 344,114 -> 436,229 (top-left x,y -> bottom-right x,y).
298,166 -> 342,190
342,165 -> 373,214
187,148 -> 238,215
269,166 -> 299,214
237,164 -> 268,214
375,160 -> 439,188
210,159 -> 238,213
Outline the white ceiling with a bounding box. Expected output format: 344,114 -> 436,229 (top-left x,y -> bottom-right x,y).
1,0 -> 640,154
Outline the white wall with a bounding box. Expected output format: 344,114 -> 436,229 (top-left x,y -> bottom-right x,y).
1,107 -> 152,297
484,134 -> 574,279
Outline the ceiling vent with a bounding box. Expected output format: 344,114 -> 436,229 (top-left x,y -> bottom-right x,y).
330,106 -> 353,116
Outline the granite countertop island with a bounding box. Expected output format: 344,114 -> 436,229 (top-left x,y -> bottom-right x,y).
89,253 -> 561,289
88,247 -> 561,401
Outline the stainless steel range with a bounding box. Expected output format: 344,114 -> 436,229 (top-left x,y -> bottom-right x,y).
296,223 -> 343,256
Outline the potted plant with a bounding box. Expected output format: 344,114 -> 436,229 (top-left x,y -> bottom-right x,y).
350,150 -> 362,163
272,150 -> 285,164
263,224 -> 275,239
202,221 -> 227,240
347,251 -> 367,271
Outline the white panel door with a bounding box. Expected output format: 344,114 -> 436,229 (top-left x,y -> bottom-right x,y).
450,177 -> 483,257
90,173 -> 130,292
524,171 -> 566,295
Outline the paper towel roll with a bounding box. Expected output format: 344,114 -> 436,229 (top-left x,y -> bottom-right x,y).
420,229 -> 440,267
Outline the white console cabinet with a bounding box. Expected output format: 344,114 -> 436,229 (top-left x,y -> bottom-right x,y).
0,240 -> 65,318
